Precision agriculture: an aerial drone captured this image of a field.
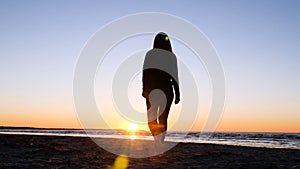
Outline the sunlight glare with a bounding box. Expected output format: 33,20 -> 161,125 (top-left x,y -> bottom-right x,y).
130,135 -> 136,140
127,123 -> 139,131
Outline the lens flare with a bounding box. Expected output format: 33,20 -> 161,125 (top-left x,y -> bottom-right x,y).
107,154 -> 129,169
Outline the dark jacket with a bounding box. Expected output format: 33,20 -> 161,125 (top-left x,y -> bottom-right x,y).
142,48 -> 180,99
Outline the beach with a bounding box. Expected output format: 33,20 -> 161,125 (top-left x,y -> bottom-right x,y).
1,134 -> 299,168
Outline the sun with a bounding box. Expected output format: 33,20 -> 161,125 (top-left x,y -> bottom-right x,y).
127,123 -> 138,140
127,123 -> 139,131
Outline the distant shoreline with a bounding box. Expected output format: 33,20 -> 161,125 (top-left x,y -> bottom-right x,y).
0,126 -> 299,134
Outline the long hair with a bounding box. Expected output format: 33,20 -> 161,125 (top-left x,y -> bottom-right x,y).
153,32 -> 173,53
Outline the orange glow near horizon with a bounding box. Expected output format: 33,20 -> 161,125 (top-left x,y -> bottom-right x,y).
1,108 -> 299,133
215,116 -> 300,133
1,115 -> 299,133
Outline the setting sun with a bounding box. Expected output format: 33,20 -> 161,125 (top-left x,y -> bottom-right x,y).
127,123 -> 138,140
127,123 -> 139,131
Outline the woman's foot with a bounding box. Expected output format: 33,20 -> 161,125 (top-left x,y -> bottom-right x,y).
154,134 -> 164,155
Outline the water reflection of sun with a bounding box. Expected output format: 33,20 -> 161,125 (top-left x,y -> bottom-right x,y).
127,123 -> 138,140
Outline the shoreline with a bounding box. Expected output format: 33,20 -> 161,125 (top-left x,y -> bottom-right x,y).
1,134 -> 299,168
1,131 -> 299,150
1,126 -> 299,134
0,132 -> 299,151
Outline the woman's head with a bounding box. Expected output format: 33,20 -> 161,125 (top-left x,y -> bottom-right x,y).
153,32 -> 172,53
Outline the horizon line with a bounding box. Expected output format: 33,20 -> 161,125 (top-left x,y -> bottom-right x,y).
0,126 -> 299,133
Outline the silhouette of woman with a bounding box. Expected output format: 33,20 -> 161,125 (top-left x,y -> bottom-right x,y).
142,32 -> 180,152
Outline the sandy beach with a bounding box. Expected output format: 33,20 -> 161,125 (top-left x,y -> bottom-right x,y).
0,134 -> 299,168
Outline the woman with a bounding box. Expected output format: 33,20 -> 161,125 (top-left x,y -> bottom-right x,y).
142,32 -> 180,152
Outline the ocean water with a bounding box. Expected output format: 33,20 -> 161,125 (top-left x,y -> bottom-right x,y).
0,128 -> 299,149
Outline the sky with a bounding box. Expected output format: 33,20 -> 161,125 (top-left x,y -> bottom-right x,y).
0,0 -> 299,132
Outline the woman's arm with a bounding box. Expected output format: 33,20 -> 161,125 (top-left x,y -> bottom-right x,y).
173,79 -> 180,104
172,55 -> 180,104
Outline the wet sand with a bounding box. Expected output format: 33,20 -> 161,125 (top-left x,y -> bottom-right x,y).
0,134 -> 299,168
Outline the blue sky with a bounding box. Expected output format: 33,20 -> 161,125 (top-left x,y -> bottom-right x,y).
0,1 -> 299,131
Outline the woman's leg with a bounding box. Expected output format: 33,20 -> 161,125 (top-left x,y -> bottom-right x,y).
158,93 -> 173,143
147,89 -> 168,136
146,98 -> 159,136
146,97 -> 164,154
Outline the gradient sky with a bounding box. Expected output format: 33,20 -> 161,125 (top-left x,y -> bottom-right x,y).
0,0 -> 299,132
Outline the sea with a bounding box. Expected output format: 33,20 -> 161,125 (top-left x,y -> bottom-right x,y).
0,128 -> 299,149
